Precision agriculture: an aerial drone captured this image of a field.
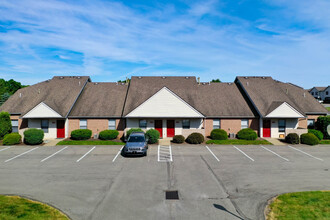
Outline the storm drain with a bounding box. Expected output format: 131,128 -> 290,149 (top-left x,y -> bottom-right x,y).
165,190 -> 179,200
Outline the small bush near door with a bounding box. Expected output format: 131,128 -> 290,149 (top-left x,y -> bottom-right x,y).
99,130 -> 119,140
24,128 -> 44,145
71,129 -> 92,140
285,133 -> 299,144
210,129 -> 228,140
186,133 -> 204,144
237,128 -> 257,140
126,128 -> 144,139
3,133 -> 21,145
300,133 -> 319,145
145,129 -> 160,144
308,129 -> 323,140
172,135 -> 185,143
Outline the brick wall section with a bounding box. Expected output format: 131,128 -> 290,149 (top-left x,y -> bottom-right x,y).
298,115 -> 324,128
204,118 -> 260,137
68,118 -> 125,140
87,119 -> 108,137
68,119 -> 80,136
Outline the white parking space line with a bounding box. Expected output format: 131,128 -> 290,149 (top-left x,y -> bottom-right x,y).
205,146 -> 220,162
260,145 -> 289,162
232,146 -> 254,161
0,146 -> 11,152
5,147 -> 39,163
288,145 -> 323,161
40,146 -> 68,162
112,146 -> 124,163
76,146 -> 96,162
158,145 -> 172,162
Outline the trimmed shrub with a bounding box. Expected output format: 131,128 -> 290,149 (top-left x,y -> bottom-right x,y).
24,129 -> 44,145
145,129 -> 160,144
71,129 -> 92,140
237,128 -> 258,140
0,111 -> 12,139
210,129 -> 228,140
285,133 -> 299,144
316,116 -> 330,139
3,133 -> 21,145
172,135 -> 185,144
99,130 -> 119,140
186,132 -> 204,144
308,129 -> 323,140
126,128 -> 144,138
300,133 -> 319,145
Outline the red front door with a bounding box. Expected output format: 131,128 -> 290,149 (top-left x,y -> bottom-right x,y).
167,120 -> 175,137
263,120 -> 271,137
155,120 -> 163,138
57,120 -> 65,138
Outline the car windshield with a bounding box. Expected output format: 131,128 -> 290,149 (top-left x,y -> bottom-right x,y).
128,136 -> 145,142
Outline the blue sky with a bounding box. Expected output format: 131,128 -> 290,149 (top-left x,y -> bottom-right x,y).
0,0 -> 329,88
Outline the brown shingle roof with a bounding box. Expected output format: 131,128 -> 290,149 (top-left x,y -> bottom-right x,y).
0,76 -> 90,117
236,76 -> 328,116
195,83 -> 256,117
276,82 -> 328,114
69,82 -> 128,117
123,76 -> 256,117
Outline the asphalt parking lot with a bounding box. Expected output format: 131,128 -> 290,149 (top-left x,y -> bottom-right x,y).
0,144 -> 329,220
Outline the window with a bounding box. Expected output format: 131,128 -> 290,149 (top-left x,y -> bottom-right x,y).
307,119 -> 315,129
213,119 -> 220,129
80,119 -> 87,129
326,91 -> 329,95
278,119 -> 286,132
241,119 -> 249,129
139,119 -> 147,129
41,119 -> 49,133
316,92 -> 318,95
108,119 -> 116,130
311,92 -> 314,95
11,120 -> 18,133
182,119 -> 190,129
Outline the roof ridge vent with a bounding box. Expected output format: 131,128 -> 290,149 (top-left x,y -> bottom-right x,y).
228,83 -> 232,85
262,77 -> 266,79
77,76 -> 81,79
185,77 -> 189,79
60,76 -> 64,79
244,77 -> 248,79
162,76 -> 166,79
94,82 -> 99,85
138,76 -> 142,79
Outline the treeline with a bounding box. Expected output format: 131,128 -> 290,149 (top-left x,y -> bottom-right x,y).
0,79 -> 27,106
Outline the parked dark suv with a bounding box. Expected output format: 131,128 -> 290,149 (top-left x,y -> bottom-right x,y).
122,132 -> 148,156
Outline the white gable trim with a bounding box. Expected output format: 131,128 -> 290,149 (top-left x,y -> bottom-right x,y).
23,102 -> 63,118
265,102 -> 305,118
126,87 -> 204,118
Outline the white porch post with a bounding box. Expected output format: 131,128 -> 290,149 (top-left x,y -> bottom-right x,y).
259,118 -> 263,137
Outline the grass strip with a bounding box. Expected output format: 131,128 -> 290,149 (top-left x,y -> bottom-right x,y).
267,191 -> 330,220
320,140 -> 330,145
206,139 -> 272,145
0,195 -> 69,220
57,140 -> 125,145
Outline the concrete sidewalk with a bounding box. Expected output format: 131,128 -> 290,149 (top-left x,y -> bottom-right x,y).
263,138 -> 286,145
43,139 -> 63,146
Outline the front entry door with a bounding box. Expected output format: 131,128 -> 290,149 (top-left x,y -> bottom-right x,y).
57,120 -> 65,138
167,120 -> 175,137
155,120 -> 163,138
263,120 -> 271,137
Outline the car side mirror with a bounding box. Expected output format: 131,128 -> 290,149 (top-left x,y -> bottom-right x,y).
145,138 -> 149,142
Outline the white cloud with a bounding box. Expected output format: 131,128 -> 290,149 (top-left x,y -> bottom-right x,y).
0,0 -> 329,87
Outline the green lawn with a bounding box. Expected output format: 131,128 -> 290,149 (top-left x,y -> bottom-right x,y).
0,195 -> 69,220
320,140 -> 330,145
57,140 -> 125,145
326,107 -> 330,111
267,191 -> 330,220
206,139 -> 272,145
